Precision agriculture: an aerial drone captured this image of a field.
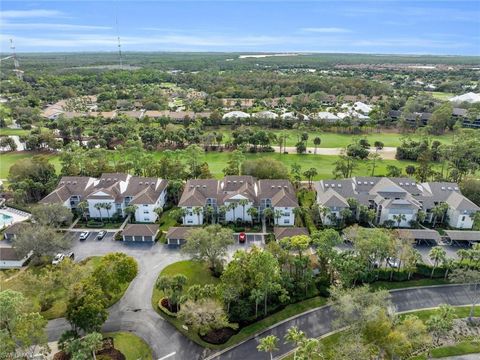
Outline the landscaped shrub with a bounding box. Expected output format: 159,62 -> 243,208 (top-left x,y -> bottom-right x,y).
303,210 -> 317,234
416,263 -> 447,278
158,298 -> 178,317
87,220 -> 104,228
114,232 -> 122,241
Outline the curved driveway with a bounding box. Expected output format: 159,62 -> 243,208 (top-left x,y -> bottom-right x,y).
46,236 -> 475,360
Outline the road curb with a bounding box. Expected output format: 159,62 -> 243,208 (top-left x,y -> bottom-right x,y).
205,284 -> 471,360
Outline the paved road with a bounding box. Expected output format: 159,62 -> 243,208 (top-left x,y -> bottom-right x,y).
47,234 -> 260,360
47,234 -> 475,360
433,355 -> 479,360
210,285 -> 476,360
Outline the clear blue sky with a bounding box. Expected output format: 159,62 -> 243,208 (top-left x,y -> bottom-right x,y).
1,1 -> 479,55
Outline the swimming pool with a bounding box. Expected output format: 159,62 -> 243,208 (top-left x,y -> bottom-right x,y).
0,212 -> 13,227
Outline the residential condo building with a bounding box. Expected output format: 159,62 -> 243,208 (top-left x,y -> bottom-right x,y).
40,173 -> 168,223
178,176 -> 298,226
315,177 -> 479,229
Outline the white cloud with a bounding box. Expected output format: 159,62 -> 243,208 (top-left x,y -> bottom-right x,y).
301,27 -> 351,33
0,33 -> 298,49
0,9 -> 64,19
1,22 -> 111,31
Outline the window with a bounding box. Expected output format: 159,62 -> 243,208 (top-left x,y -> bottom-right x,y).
283,219 -> 290,224
187,220 -> 193,224
144,218 -> 149,221
143,210 -> 149,214
284,212 -> 291,217
461,216 -> 466,221
143,204 -> 148,207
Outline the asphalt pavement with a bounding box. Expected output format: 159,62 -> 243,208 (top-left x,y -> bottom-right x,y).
47,233 -> 475,360
210,284 -> 476,360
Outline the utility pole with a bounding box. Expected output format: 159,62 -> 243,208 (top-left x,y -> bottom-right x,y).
10,39 -> 24,80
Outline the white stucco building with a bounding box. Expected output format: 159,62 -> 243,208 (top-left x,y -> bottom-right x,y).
178,176 -> 298,226
40,173 -> 168,223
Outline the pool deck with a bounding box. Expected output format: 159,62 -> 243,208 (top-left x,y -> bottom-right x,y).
0,207 -> 30,228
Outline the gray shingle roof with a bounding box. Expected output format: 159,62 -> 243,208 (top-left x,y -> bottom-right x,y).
122,224 -> 159,237
446,192 -> 480,211
166,227 -> 196,240
444,230 -> 480,241
41,174 -> 167,206
179,177 -> 298,208
315,177 -> 476,213
274,227 -> 309,240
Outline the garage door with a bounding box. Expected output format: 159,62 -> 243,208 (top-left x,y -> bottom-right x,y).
143,236 -> 153,242
123,235 -> 134,241
134,235 -> 143,242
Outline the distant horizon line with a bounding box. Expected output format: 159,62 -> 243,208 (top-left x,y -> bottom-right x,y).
1,50 -> 480,58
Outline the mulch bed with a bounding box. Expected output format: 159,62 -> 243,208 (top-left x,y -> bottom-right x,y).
200,327 -> 237,344
53,337 -> 126,360
161,298 -> 179,313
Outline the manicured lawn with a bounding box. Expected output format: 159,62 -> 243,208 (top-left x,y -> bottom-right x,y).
196,152 -> 424,180
214,128 -> 455,148
400,305 -> 480,323
156,207 -> 180,243
152,259 -> 328,350
151,260 -> 220,348
105,332 -> 153,360
0,256 -> 130,320
0,151 -> 60,179
1,146 -> 466,184
221,296 -> 327,349
74,219 -> 125,229
0,128 -> 30,136
370,278 -> 450,291
430,340 -> 480,358
424,91 -> 456,101
151,260 -> 219,311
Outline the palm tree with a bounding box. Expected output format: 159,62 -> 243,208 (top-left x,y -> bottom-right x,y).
204,205 -> 214,224
432,202 -> 449,226
313,136 -> 321,154
273,209 -> 284,225
104,202 -> 112,222
429,246 -> 446,278
416,210 -> 427,224
217,205 -> 227,224
94,203 -> 103,220
124,204 -> 138,223
263,207 -> 274,226
238,199 -> 249,223
77,200 -> 89,223
154,207 -> 163,222
457,248 -> 469,265
193,206 -> 203,225
284,326 -> 306,360
228,202 -> 237,223
297,338 -> 322,360
392,214 -> 406,228
247,206 -> 258,226
257,335 -> 279,360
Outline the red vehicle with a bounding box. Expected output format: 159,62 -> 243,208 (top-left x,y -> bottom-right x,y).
239,232 -> 246,243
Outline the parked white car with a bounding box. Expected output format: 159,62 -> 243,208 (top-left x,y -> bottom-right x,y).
79,231 -> 90,241
52,253 -> 65,265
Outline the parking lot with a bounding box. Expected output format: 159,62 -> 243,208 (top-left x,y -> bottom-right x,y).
69,230 -> 116,243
